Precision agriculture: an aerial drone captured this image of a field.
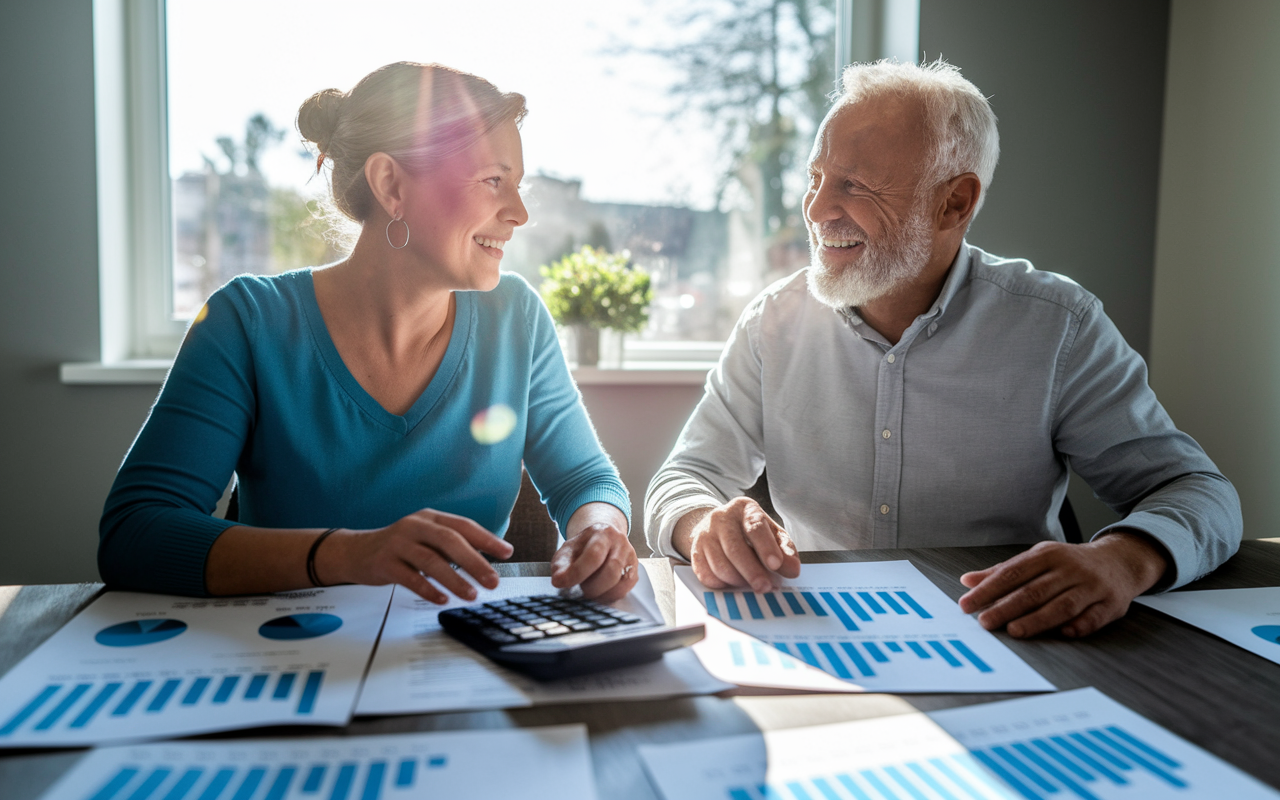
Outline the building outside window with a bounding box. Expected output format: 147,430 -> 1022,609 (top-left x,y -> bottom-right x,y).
164,0 -> 838,353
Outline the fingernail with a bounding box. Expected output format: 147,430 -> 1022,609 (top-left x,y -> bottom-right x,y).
766,556 -> 781,570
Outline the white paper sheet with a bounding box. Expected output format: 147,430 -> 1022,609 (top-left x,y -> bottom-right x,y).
1135,586 -> 1280,666
36,725 -> 597,800
0,585 -> 393,747
674,561 -> 1054,692
639,687 -> 1280,800
355,564 -> 730,715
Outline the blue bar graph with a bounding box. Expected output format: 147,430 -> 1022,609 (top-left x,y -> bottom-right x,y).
427,756 -> 447,768
302,765 -> 327,793
148,679 -> 181,713
36,682 -> 91,730
330,763 -> 357,800
0,684 -> 61,735
907,642 -> 931,659
298,671 -> 324,714
950,640 -> 994,673
839,592 -> 873,622
885,642 -> 904,653
730,641 -> 746,666
724,594 -> 742,620
274,672 -> 297,700
751,640 -> 774,665
197,768 -> 235,800
71,682 -> 122,728
162,769 -> 204,800
928,641 -> 963,667
127,768 -> 173,800
264,767 -> 297,800
742,592 -> 765,619
819,592 -> 859,631
839,642 -> 875,677
361,761 -> 386,800
704,592 -> 721,619
395,759 -> 415,788
782,592 -> 807,614
816,643 -> 853,679
230,767 -> 267,800
800,592 -> 828,616
858,592 -> 886,613
878,592 -> 908,615
213,676 -> 240,704
182,677 -> 211,706
763,593 -> 786,617
863,642 -> 889,663
794,643 -> 822,669
244,674 -> 269,700
896,592 -> 932,619
87,767 -> 139,800
113,681 -> 152,716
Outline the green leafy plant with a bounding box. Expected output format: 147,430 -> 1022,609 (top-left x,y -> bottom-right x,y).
539,246 -> 654,333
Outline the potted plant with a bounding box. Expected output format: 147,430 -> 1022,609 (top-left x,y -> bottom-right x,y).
539,246 -> 654,367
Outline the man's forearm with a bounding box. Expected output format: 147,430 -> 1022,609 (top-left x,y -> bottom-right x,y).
670,507 -> 712,561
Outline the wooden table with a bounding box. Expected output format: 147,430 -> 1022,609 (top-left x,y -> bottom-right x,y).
2,541 -> 1279,798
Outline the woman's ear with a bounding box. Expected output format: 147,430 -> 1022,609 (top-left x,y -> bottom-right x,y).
364,152 -> 404,219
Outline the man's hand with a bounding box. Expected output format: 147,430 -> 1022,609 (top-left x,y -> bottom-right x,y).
958,531 -> 1170,638
673,497 -> 801,592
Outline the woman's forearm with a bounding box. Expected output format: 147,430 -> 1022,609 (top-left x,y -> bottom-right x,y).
204,525 -> 332,595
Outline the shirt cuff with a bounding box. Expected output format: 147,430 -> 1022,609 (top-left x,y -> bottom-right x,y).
1093,512 -> 1201,591
651,494 -> 722,560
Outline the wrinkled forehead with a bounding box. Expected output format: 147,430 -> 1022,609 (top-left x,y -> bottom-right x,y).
809,94 -> 931,183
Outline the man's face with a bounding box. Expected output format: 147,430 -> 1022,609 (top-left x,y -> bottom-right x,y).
802,96 -> 938,310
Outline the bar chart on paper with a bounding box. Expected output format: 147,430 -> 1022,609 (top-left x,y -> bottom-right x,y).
675,562 -> 1054,693
639,688 -> 1280,800
34,725 -> 598,800
0,585 -> 393,747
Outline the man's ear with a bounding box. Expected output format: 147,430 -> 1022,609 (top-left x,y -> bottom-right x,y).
938,172 -> 981,232
364,152 -> 405,219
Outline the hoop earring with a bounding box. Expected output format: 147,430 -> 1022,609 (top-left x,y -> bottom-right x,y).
386,216 -> 410,250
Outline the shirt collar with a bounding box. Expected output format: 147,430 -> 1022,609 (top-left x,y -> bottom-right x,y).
835,241 -> 973,332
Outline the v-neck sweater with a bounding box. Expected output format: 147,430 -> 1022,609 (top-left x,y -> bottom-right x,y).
99,270 -> 629,596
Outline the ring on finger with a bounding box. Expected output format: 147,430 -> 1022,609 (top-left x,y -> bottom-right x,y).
621,564 -> 633,579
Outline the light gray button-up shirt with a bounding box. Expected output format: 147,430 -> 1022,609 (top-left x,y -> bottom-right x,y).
645,243 -> 1242,589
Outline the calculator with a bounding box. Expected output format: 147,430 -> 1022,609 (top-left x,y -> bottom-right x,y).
438,594 -> 705,680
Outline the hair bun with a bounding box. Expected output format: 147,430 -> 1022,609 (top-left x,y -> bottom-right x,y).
296,88 -> 346,153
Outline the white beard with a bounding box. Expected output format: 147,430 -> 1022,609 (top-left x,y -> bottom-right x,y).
806,201 -> 934,310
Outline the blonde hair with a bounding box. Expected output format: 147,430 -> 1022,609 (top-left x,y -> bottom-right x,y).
297,62 -> 527,243
837,58 -> 999,216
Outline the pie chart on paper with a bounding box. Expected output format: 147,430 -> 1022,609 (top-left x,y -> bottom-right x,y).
1250,625 -> 1280,645
258,613 -> 343,641
95,619 -> 188,647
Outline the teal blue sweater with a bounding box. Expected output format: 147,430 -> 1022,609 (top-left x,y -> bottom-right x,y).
99,271 -> 629,596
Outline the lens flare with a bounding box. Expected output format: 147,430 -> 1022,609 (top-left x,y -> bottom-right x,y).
471,404 -> 517,444
193,303 -> 209,324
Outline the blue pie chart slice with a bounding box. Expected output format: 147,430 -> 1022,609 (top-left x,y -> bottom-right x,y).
259,613 -> 343,641
1251,625 -> 1280,645
95,619 -> 188,647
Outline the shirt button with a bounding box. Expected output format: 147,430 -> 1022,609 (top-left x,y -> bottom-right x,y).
886,354 -> 896,363
881,429 -> 891,439
880,504 -> 890,515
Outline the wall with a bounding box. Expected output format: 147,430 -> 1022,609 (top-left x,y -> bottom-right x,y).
1149,0 -> 1280,539
919,0 -> 1171,536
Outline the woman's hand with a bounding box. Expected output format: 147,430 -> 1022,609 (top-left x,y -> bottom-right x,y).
317,508 -> 514,604
551,502 -> 638,602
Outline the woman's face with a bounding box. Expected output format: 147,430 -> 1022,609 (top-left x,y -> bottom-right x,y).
401,119 -> 528,290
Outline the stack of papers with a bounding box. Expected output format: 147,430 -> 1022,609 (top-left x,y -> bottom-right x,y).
674,561 -> 1054,693
37,725 -> 597,800
639,687 -> 1280,800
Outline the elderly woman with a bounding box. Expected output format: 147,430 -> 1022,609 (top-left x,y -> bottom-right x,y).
99,62 -> 639,603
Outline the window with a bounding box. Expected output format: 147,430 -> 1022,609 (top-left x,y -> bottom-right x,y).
83,1 -> 917,376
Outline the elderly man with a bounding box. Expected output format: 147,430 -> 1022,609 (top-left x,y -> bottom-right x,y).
645,59 -> 1241,639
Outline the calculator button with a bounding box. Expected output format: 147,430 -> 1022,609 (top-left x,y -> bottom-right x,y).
518,631 -> 545,640
485,630 -> 518,643
509,626 -> 535,635
569,623 -> 593,631
534,622 -> 560,631
543,625 -> 571,635
594,618 -> 619,627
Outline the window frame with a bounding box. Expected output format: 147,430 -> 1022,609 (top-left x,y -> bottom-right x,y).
68,0 -> 903,383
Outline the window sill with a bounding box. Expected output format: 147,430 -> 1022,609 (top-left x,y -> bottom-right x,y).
59,360 -> 712,386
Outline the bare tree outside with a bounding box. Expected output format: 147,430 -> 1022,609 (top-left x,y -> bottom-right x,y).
633,0 -> 837,277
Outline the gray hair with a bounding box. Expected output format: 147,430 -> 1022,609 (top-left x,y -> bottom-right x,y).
836,58 -> 999,216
